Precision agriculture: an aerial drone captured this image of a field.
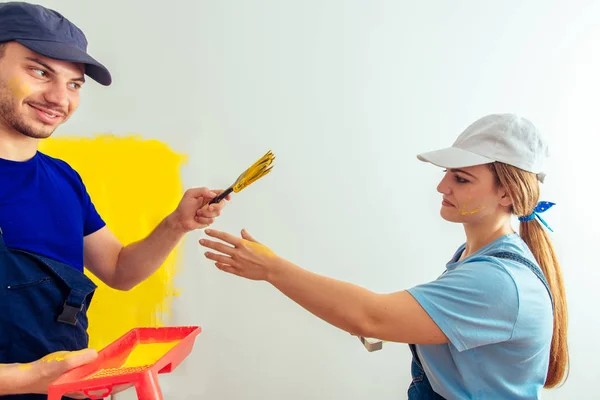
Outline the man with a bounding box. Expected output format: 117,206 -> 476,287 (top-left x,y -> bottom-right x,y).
0,2 -> 228,397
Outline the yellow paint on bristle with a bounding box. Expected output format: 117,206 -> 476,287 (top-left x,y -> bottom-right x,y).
231,150 -> 274,193
120,341 -> 179,368
39,134 -> 187,350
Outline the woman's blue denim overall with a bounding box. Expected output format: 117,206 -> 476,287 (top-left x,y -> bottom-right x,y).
0,228 -> 97,399
407,251 -> 554,399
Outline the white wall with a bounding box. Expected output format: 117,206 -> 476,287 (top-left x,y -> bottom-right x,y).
36,1 -> 599,398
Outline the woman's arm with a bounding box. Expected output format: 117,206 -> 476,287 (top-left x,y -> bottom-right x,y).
269,258 -> 448,344
200,229 -> 448,345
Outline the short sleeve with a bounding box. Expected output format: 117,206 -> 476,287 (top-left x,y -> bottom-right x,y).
82,191 -> 106,236
407,260 -> 519,352
71,168 -> 106,236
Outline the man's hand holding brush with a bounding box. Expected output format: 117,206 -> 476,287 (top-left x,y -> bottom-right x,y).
168,187 -> 232,233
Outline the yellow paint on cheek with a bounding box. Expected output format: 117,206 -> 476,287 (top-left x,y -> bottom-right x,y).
245,240 -> 276,257
120,341 -> 179,368
39,134 -> 187,351
7,77 -> 32,98
460,205 -> 486,215
458,196 -> 486,215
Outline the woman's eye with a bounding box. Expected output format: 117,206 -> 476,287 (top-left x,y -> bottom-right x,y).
443,169 -> 469,183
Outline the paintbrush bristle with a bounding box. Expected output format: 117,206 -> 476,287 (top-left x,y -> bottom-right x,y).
231,150 -> 275,193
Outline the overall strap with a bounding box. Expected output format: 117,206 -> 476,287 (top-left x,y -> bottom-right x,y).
57,286 -> 88,325
0,227 -> 96,326
489,251 -> 554,312
35,253 -> 96,326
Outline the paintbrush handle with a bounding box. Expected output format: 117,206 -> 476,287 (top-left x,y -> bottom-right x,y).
209,187 -> 233,204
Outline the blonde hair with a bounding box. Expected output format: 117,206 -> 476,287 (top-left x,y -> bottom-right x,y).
491,162 -> 569,388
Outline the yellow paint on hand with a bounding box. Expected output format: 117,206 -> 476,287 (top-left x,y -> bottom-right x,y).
120,341 -> 179,368
15,351 -> 80,370
244,240 -> 276,258
37,351 -> 79,363
7,77 -> 32,99
39,134 -> 187,350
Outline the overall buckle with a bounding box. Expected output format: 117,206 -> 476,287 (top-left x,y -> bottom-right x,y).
57,301 -> 84,326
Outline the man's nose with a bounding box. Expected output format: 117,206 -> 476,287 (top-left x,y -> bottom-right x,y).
41,82 -> 69,111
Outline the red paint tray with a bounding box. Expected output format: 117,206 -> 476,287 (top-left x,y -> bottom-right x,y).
48,326 -> 201,400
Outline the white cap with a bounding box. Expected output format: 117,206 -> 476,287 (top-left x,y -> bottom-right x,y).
417,113 -> 550,183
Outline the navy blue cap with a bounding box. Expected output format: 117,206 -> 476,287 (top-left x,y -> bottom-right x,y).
0,2 -> 111,85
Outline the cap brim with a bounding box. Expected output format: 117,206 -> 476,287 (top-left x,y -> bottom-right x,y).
417,146 -> 495,169
15,39 -> 112,86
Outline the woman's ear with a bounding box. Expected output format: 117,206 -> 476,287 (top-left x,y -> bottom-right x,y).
498,187 -> 513,208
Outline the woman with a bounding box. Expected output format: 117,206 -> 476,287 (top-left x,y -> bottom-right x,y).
199,113 -> 568,399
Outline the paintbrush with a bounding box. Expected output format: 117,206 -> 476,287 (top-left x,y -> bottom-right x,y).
209,150 -> 275,204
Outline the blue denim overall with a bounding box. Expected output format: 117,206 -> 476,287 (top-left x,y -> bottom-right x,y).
407,252 -> 554,399
0,228 -> 97,399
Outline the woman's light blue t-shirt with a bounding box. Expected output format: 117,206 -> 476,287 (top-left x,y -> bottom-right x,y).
407,234 -> 553,399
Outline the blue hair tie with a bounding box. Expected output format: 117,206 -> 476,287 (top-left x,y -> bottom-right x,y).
518,201 -> 555,232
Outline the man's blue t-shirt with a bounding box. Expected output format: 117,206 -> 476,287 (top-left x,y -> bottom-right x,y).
0,152 -> 105,272
407,234 -> 553,399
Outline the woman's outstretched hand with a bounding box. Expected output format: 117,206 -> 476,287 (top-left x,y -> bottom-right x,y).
200,228 -> 280,281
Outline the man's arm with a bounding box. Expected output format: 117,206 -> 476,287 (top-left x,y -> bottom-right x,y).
83,216 -> 184,291
85,187 -> 227,291
0,363 -> 30,395
0,349 -> 97,396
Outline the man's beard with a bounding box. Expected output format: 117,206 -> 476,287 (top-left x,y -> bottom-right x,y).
0,85 -> 56,139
